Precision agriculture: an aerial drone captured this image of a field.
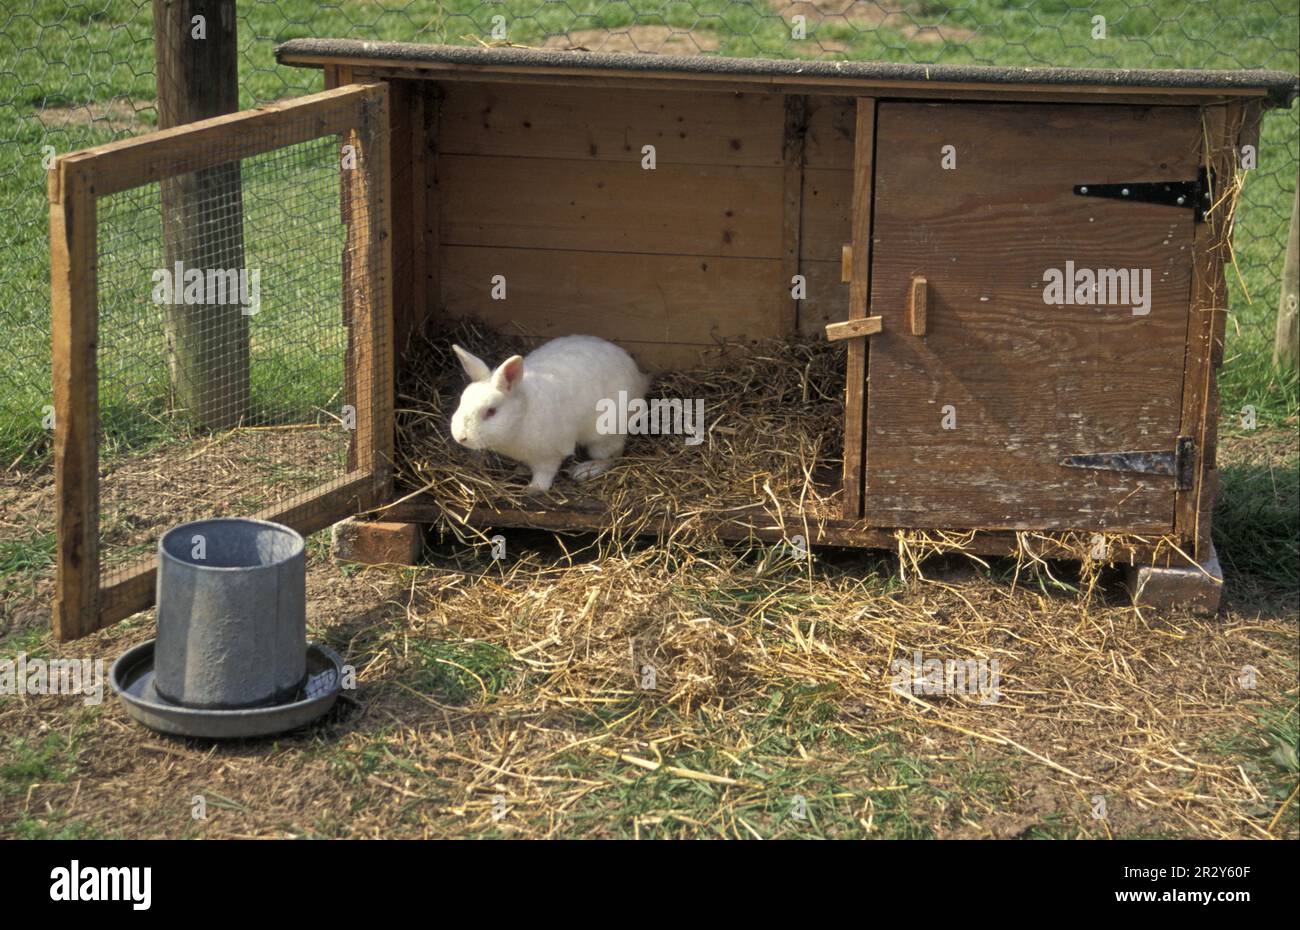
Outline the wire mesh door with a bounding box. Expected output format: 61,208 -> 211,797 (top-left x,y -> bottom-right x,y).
48,83 -> 393,642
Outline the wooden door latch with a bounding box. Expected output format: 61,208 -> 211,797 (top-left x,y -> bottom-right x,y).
826,316 -> 882,342
907,276 -> 927,336
828,243 -> 884,342
826,265 -> 929,343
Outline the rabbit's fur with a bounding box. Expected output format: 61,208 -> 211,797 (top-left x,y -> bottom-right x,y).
449,335 -> 650,491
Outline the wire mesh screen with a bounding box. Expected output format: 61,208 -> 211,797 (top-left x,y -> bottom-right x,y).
43,85 -> 392,636
95,136 -> 353,582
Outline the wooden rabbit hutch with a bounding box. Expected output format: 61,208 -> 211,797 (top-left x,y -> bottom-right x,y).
47,41 -> 1298,639
273,40 -> 1296,613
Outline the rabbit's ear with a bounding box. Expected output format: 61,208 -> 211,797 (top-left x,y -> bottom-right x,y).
492,355 -> 525,393
452,345 -> 491,382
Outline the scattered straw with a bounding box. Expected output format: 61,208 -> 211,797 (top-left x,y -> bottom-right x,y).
391,316 -> 1183,584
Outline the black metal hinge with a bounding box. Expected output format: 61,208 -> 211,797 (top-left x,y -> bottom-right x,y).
1059,436 -> 1195,490
1073,166 -> 1214,223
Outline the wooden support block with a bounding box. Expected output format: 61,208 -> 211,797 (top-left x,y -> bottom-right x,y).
907,275 -> 927,336
825,315 -> 882,342
1125,541 -> 1223,616
841,244 -> 852,283
332,518 -> 423,566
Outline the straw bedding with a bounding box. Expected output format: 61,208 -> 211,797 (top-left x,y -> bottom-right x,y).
391,316 -> 1185,581
393,317 -> 847,543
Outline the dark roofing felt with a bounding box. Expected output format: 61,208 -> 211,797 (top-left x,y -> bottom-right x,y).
276,39 -> 1298,106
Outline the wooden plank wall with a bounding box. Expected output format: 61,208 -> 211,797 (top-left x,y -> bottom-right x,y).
799,96 -> 856,338
430,82 -> 857,370
383,79 -> 441,362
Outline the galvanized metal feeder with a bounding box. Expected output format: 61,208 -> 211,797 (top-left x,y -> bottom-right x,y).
110,519 -> 344,739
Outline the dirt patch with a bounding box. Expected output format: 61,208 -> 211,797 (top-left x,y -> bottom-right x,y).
97,426 -> 346,576
0,462 -> 56,636
0,425 -> 346,633
542,26 -> 721,54
2,404 -> 1295,838
32,98 -> 154,133
770,1 -> 976,44
1218,424 -> 1300,468
1,535 -> 1295,839
791,39 -> 853,55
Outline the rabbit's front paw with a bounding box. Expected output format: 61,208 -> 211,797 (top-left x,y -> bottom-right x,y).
568,460 -> 612,482
525,462 -> 560,492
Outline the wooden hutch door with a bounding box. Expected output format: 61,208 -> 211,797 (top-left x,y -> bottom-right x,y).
862,101 -> 1203,533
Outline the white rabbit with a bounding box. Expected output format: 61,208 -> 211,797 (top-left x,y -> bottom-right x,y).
449,335 -> 650,492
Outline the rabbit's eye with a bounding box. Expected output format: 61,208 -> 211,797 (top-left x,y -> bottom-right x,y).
484,407 -> 497,419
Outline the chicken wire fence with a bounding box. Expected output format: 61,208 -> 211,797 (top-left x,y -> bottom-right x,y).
2,1 -> 1297,476
2,1 -> 1297,472
47,85 -> 391,638
95,136 -> 352,581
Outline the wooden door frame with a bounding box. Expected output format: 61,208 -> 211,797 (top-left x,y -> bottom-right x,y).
49,83 -> 394,641
841,97 -> 876,519
1174,101 -> 1247,560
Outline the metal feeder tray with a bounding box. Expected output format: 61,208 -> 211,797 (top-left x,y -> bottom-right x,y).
111,640 -> 345,740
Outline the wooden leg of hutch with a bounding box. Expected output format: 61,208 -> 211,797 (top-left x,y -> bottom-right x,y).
332,517 -> 424,566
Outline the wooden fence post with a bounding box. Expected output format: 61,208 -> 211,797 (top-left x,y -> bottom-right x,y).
153,0 -> 249,428
1274,184 -> 1299,372
50,162 -> 100,640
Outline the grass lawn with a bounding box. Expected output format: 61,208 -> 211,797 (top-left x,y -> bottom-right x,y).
0,2 -> 1296,839
1,1 -> 1297,462
2,0 -> 1300,465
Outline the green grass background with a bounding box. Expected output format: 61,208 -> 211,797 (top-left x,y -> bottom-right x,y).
0,0 -> 1296,464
